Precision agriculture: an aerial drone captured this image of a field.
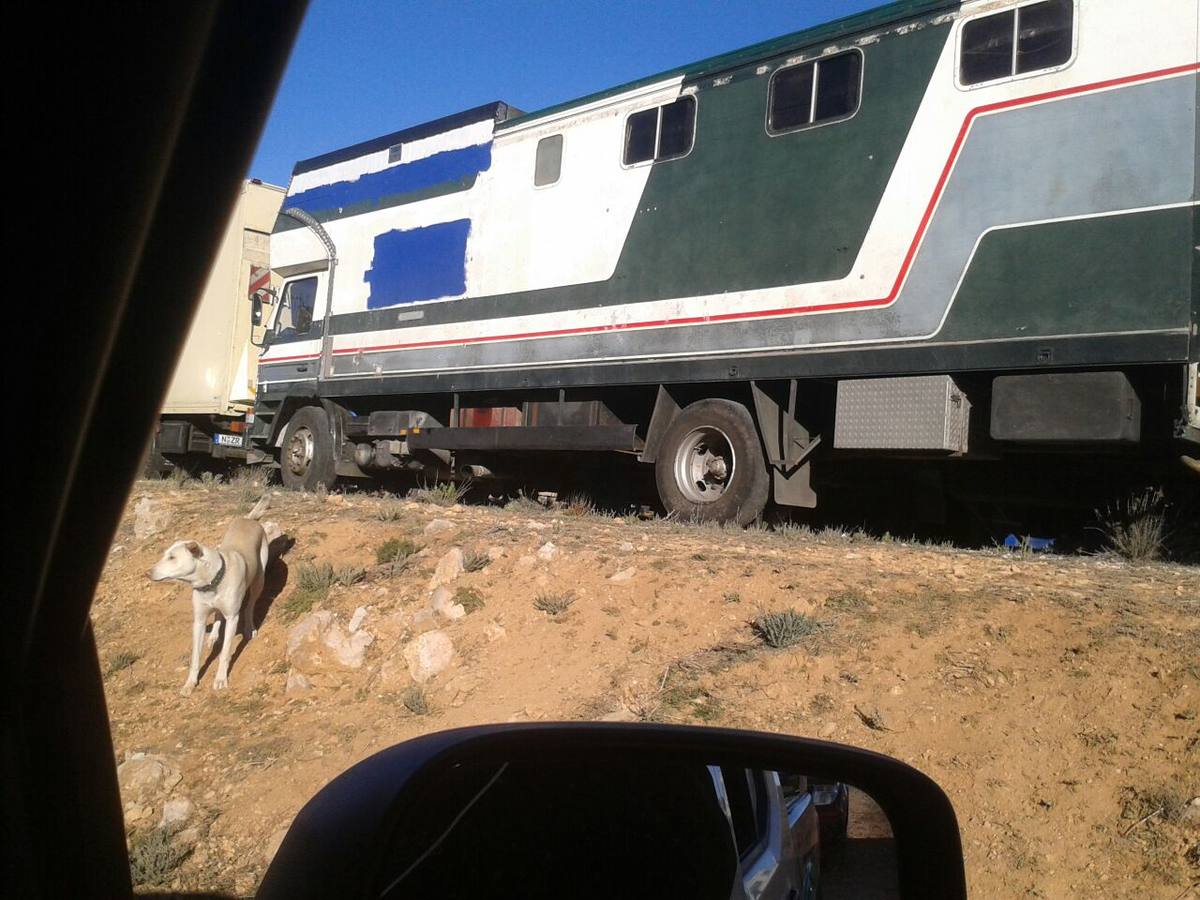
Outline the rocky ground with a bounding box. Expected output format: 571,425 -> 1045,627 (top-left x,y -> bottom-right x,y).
96,476 -> 1199,897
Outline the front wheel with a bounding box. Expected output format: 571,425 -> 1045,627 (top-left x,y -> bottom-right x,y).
278,405 -> 337,492
654,398 -> 769,526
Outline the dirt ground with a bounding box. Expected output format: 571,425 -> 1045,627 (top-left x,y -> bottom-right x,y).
95,478 -> 1199,897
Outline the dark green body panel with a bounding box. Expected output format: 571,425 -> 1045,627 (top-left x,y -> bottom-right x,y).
615,22 -> 950,296
940,208 -> 1195,341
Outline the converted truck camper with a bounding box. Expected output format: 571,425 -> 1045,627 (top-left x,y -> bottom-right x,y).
252,0 -> 1199,525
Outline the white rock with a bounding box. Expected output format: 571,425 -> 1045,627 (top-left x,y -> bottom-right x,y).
423,518 -> 456,536
117,754 -> 181,802
287,610 -> 374,670
133,498 -> 171,539
285,669 -> 312,694
484,622 -> 507,642
428,547 -> 465,590
160,797 -> 194,830
618,542 -> 635,552
348,606 -> 368,634
486,546 -> 505,561
599,709 -> 637,722
431,586 -> 466,620
537,542 -> 558,561
404,630 -> 454,683
609,567 -> 636,583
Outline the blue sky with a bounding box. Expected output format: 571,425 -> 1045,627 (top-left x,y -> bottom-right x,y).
250,1 -> 881,186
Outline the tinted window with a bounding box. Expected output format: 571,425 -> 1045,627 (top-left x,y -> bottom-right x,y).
1016,0 -> 1073,74
769,50 -> 861,133
769,63 -> 814,132
534,134 -> 563,186
961,0 -> 1073,86
657,97 -> 695,160
815,50 -> 862,121
961,10 -> 1015,85
624,108 -> 657,165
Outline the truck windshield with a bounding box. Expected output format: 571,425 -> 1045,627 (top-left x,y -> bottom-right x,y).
275,276 -> 317,338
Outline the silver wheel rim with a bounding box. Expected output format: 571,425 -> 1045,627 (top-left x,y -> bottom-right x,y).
673,426 -> 736,504
286,426 -> 315,477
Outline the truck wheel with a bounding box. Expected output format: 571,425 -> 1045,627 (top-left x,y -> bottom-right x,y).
655,398 -> 769,525
279,405 -> 337,492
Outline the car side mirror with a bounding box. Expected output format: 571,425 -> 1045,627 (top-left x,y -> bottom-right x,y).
257,724 -> 966,900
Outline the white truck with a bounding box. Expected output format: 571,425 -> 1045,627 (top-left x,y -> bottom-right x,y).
145,179 -> 284,474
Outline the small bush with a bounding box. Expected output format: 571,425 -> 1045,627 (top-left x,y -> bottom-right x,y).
563,492 -> 596,517
505,491 -> 545,513
461,549 -> 490,573
376,538 -> 420,567
167,467 -> 193,489
334,565 -> 366,587
128,827 -> 191,888
281,562 -> 338,620
723,591 -> 741,604
106,650 -> 140,675
1096,488 -> 1168,563
402,685 -> 430,715
410,480 -> 470,506
375,503 -> 405,522
454,586 -> 486,613
753,609 -> 824,649
533,592 -> 576,616
229,465 -> 271,499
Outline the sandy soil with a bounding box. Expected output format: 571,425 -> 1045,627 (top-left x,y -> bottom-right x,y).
95,480 -> 1199,897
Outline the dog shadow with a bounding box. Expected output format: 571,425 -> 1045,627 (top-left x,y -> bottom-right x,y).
197,533 -> 294,682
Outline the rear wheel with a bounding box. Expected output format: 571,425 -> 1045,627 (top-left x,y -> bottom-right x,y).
654,398 -> 769,526
279,405 -> 337,491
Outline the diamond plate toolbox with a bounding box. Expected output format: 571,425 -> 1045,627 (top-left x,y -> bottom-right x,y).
834,375 -> 970,451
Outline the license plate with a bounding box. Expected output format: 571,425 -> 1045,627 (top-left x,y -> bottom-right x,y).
213,433 -> 243,447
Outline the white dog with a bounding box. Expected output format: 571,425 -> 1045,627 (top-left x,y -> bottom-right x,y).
148,496 -> 272,694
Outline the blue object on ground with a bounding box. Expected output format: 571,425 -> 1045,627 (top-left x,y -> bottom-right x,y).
1004,534 -> 1055,551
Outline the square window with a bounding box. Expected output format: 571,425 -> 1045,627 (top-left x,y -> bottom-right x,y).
961,10 -> 1015,85
534,134 -> 563,186
657,97 -> 695,160
1016,0 -> 1073,74
815,51 -> 862,122
624,107 -> 658,165
769,63 -> 815,132
387,144 -> 403,164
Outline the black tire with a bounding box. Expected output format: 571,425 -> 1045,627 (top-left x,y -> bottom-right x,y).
654,398 -> 770,526
278,405 -> 337,492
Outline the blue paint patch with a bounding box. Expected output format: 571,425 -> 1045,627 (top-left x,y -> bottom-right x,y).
288,143 -> 491,215
364,219 -> 471,307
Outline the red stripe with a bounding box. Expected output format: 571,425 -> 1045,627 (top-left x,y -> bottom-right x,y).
263,63 -> 1198,366
249,270 -> 272,295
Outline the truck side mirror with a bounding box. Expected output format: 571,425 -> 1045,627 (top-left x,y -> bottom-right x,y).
251,294 -> 263,326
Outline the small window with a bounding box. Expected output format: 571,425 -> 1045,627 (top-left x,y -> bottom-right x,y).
622,97 -> 696,166
768,49 -> 862,134
960,0 -> 1073,86
275,276 -> 317,338
534,134 -> 563,186
387,144 -> 403,164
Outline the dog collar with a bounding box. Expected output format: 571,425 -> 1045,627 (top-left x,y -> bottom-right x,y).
195,554 -> 226,592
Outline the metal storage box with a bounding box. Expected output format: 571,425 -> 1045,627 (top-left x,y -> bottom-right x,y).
834,375 -> 970,452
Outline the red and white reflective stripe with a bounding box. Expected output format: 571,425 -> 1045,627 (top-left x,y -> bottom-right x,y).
248,266 -> 271,297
